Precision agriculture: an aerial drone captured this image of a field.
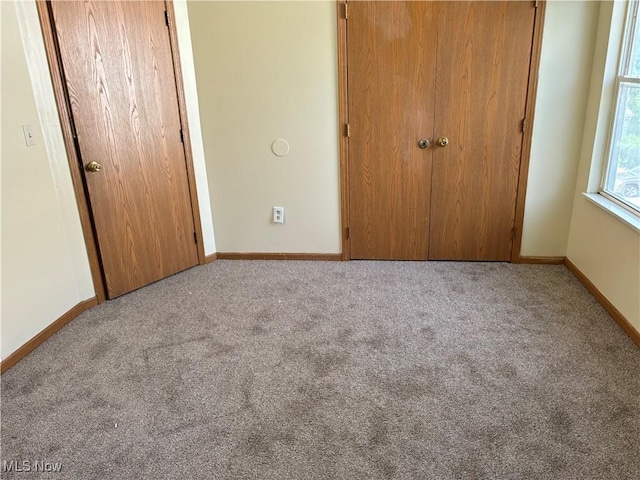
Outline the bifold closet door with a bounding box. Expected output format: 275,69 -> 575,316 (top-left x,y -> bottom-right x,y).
428,1 -> 535,261
346,1 -> 536,261
347,1 -> 437,260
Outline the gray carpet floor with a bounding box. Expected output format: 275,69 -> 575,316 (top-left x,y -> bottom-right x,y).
1,261 -> 639,479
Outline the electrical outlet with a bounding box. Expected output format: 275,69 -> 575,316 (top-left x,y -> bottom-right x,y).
273,206 -> 284,224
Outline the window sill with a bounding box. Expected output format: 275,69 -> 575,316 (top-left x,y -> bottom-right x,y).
583,193 -> 640,233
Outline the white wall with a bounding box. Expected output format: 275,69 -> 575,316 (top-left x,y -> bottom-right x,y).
187,0 -> 637,333
1,0 -> 94,360
521,0 -> 600,256
188,0 -> 601,258
1,0 -> 216,360
566,1 -> 640,332
2,0 -> 637,360
187,1 -> 341,253
173,0 -> 217,256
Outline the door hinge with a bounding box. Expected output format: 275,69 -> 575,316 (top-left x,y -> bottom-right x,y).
345,227 -> 350,239
521,118 -> 527,133
511,228 -> 517,240
69,116 -> 78,140
344,2 -> 349,20
534,0 -> 539,8
179,129 -> 184,143
194,232 -> 198,244
346,123 -> 351,138
164,10 -> 170,27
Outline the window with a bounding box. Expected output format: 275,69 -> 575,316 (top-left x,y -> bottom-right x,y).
601,0 -> 640,215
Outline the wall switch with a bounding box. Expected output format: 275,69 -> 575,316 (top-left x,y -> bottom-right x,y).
273,206 -> 284,224
22,125 -> 36,147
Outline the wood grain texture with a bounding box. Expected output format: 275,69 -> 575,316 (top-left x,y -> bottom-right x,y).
0,298 -> 98,374
347,1 -> 436,260
36,1 -> 107,302
429,1 -> 536,261
337,1 -> 350,261
217,253 -> 342,261
511,1 -> 547,262
565,259 -> 640,348
164,1 -> 206,265
518,256 -> 566,265
51,1 -> 198,298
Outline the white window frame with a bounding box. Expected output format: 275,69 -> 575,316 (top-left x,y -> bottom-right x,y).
599,0 -> 640,217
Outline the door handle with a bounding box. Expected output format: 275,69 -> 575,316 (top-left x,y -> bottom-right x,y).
86,161 -> 102,173
418,139 -> 430,149
437,137 -> 449,147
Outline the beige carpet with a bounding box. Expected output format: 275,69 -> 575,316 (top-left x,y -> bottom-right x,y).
2,261 -> 639,479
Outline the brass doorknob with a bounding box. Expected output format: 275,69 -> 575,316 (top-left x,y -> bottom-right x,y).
86,161 -> 102,173
418,139 -> 430,149
437,137 -> 449,147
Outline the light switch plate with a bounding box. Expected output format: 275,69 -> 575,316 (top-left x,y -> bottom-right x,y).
22,125 -> 36,147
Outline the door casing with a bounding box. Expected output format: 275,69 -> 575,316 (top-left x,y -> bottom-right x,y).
336,0 -> 548,262
34,0 -> 546,290
37,0 -> 206,302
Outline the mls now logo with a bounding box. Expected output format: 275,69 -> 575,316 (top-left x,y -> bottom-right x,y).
2,460 -> 63,473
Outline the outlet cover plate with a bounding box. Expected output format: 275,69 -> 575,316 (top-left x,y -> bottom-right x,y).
273,206 -> 284,224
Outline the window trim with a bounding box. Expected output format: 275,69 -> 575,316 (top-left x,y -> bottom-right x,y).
584,193 -> 640,232
598,0 -> 640,218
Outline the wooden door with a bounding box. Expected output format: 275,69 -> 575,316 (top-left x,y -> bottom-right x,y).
51,1 -> 198,297
347,1 -> 437,260
428,1 -> 535,260
346,1 -> 536,261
